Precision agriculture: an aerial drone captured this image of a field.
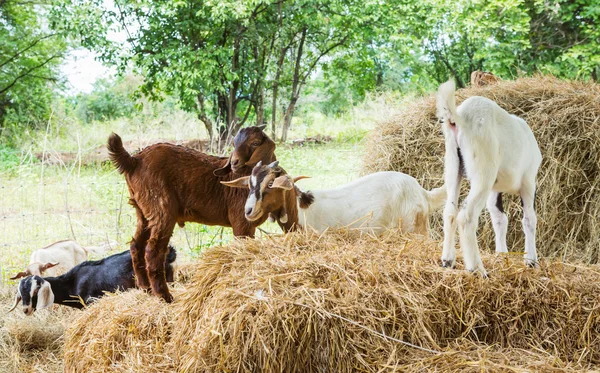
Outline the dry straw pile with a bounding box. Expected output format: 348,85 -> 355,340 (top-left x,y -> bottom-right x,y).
363,76 -> 600,263
64,231 -> 600,372
0,286 -> 74,372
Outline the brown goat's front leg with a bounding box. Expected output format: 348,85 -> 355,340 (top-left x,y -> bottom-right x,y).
131,210 -> 151,289
145,231 -> 175,303
231,221 -> 256,238
229,209 -> 256,238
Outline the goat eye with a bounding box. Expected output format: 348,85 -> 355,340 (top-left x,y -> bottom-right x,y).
252,141 -> 261,146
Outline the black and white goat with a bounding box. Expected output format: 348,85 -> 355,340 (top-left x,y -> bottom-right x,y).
222,161 -> 446,235
436,80 -> 542,275
9,246 -> 177,315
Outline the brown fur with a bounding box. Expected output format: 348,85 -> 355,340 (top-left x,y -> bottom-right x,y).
223,163 -> 307,233
107,127 -> 276,302
470,71 -> 500,87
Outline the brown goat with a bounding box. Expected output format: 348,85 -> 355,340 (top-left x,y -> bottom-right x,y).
107,126 -> 277,302
470,71 -> 500,87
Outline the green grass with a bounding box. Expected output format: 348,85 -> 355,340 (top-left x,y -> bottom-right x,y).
0,103 -> 379,283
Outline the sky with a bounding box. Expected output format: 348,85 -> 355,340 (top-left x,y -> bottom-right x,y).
60,0 -> 124,95
60,49 -> 113,94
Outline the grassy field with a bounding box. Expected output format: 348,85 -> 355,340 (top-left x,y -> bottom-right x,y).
0,96 -> 391,372
0,94 -> 391,283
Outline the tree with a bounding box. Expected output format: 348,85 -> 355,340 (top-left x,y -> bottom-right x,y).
83,0 -> 398,141
0,0 -> 67,139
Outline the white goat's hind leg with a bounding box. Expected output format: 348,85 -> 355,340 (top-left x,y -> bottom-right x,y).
441,172 -> 462,268
520,180 -> 538,267
457,184 -> 490,275
486,192 -> 508,254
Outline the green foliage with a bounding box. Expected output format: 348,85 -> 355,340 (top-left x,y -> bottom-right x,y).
0,144 -> 20,172
387,0 -> 599,86
0,0 -> 69,138
71,77 -> 137,124
74,0 -> 400,140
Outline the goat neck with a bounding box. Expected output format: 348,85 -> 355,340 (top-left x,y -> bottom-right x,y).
276,187 -> 301,232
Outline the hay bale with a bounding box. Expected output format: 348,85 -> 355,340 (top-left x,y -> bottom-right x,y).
363,76 -> 600,263
0,286 -> 74,373
63,232 -> 600,372
63,290 -> 176,373
169,232 -> 599,372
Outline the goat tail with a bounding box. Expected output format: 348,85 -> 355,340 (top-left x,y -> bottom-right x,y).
107,133 -> 136,174
425,186 -> 447,212
436,79 -> 458,125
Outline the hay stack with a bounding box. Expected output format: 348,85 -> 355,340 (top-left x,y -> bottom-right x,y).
63,290 -> 176,373
363,76 -> 600,263
0,286 -> 74,373
64,232 -> 600,372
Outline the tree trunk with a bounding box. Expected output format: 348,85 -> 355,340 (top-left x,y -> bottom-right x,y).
281,96 -> 299,142
256,83 -> 265,127
281,27 -> 307,142
197,94 -> 214,140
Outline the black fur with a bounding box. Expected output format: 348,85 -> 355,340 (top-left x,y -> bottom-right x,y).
495,193 -> 504,213
18,246 -> 177,310
298,189 -> 315,209
457,147 -> 466,177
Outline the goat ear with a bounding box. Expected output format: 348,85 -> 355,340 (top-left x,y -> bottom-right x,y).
246,135 -> 276,166
271,175 -> 293,190
213,155 -> 232,176
8,289 -> 22,312
9,271 -> 28,280
221,176 -> 250,189
40,262 -> 59,273
292,175 -> 311,183
36,281 -> 54,310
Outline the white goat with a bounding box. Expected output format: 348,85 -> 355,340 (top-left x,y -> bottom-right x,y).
436,79 -> 542,275
223,162 -> 447,235
10,239 -> 117,280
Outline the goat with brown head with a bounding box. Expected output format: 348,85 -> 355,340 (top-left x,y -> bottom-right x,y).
214,125 -> 276,176
107,126 -> 277,303
221,161 -> 310,232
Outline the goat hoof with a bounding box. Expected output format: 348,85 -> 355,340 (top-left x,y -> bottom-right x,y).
524,259 -> 538,269
441,259 -> 455,269
467,268 -> 489,279
161,293 -> 174,303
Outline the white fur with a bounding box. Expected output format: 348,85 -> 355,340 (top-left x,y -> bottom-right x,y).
297,171 -> 446,234
26,240 -> 116,277
437,80 -> 542,275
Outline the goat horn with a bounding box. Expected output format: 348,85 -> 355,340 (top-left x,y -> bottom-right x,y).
256,160 -> 263,168
268,161 -> 279,168
292,176 -> 311,183
8,294 -> 21,313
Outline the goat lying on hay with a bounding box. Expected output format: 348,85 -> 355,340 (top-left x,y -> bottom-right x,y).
63,231 -> 600,373
10,239 -> 117,279
107,126 -> 276,303
9,247 -> 177,315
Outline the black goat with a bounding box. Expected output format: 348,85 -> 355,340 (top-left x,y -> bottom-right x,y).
9,246 -> 177,315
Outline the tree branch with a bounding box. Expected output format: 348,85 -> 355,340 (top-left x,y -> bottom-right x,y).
0,54 -> 62,95
0,33 -> 58,69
